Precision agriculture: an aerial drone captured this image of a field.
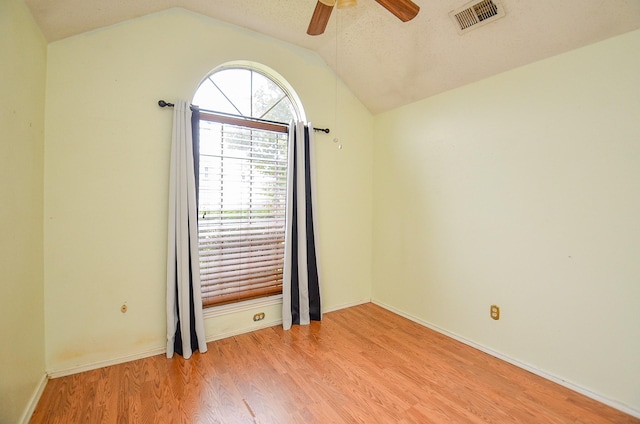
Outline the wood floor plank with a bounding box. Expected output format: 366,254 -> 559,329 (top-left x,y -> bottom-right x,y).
30,303 -> 638,423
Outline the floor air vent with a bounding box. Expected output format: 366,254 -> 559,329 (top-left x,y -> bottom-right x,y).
450,0 -> 505,34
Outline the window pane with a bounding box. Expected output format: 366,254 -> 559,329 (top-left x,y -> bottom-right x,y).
262,98 -> 296,123
210,69 -> 252,116
192,79 -> 237,115
252,72 -> 288,120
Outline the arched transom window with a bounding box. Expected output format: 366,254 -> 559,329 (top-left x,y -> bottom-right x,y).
193,66 -> 303,123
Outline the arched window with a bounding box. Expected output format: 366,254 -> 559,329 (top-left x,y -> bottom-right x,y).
193,65 -> 304,123
193,64 -> 304,308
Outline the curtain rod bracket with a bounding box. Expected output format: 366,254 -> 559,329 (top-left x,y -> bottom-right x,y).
313,127 -> 330,134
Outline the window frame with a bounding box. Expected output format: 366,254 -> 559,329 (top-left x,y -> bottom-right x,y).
193,64 -> 304,310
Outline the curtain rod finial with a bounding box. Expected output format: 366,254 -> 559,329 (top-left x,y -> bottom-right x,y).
158,100 -> 174,108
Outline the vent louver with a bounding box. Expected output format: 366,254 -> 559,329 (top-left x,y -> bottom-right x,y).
450,0 -> 505,34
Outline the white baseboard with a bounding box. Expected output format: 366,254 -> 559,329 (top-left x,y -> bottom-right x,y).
324,298 -> 371,314
371,300 -> 640,419
47,346 -> 166,379
19,373 -> 48,424
44,299 -> 368,376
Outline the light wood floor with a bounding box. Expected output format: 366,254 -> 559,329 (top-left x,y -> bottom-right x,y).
31,303 -> 638,423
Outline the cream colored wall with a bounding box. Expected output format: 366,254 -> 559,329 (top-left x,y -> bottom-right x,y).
44,8 -> 373,373
373,29 -> 640,412
0,0 -> 47,421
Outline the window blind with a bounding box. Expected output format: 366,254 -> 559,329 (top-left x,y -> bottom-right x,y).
198,120 -> 288,307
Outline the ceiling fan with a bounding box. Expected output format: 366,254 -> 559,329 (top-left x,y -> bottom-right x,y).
307,0 -> 420,36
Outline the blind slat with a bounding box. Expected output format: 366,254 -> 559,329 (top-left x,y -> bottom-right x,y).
201,253 -> 284,269
202,280 -> 283,294
200,235 -> 284,248
201,260 -> 284,278
200,244 -> 284,258
202,273 -> 283,292
202,286 -> 283,308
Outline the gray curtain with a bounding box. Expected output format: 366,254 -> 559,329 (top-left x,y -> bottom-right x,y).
166,100 -> 207,358
283,122 -> 322,330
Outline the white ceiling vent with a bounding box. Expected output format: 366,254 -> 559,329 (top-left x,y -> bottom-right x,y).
450,0 -> 506,34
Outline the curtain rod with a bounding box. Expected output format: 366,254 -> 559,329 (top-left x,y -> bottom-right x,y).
158,100 -> 330,134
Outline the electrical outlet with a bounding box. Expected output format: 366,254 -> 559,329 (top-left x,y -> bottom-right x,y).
253,312 -> 265,322
490,305 -> 500,320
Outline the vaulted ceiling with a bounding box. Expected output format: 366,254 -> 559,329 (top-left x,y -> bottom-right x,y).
24,0 -> 640,114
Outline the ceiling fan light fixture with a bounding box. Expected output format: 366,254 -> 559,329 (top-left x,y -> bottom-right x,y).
308,0 -> 417,36
337,0 -> 357,8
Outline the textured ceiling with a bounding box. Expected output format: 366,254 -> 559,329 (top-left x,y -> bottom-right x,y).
24,0 -> 640,114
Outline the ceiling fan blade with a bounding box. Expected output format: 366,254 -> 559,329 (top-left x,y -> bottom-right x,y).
373,0 -> 420,22
307,1 -> 335,36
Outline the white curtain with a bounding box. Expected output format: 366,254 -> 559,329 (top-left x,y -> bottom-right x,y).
283,122 -> 322,330
166,100 -> 207,358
